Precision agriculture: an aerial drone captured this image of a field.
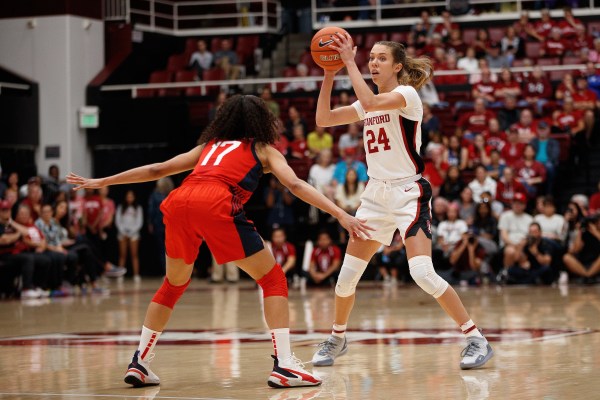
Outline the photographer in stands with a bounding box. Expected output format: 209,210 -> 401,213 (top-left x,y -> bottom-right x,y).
562,213 -> 600,283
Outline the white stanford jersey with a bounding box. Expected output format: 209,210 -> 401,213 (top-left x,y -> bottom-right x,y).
352,85 -> 424,180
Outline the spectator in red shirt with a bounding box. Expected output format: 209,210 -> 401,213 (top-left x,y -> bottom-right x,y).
289,124 -> 309,160
570,25 -> 593,59
446,29 -> 467,58
471,67 -> 497,106
494,68 -> 523,106
496,166 -> 528,207
523,66 -> 553,115
513,11 -> 538,42
511,109 -> 538,143
269,228 -> 297,278
558,7 -> 583,40
513,144 -> 547,198
572,75 -> 598,143
307,231 -> 342,287
482,118 -> 508,152
421,33 -> 445,59
434,9 -> 459,41
572,75 -> 599,110
501,127 -> 526,167
533,8 -> 555,41
467,134 -> 493,169
555,73 -> 576,101
539,27 -> 567,58
20,184 -> 42,223
457,98 -> 497,140
552,97 -> 585,136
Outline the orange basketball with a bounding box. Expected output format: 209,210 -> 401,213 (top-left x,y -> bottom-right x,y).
310,26 -> 353,71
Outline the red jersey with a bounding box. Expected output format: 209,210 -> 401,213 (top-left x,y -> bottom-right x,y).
14,224 -> 45,253
534,20 -> 555,38
289,139 -> 309,159
482,130 -> 507,151
572,90 -> 598,110
272,242 -> 296,266
83,194 -> 103,228
458,110 -> 496,133
473,81 -> 496,99
523,77 -> 553,99
558,20 -> 582,38
511,122 -> 538,143
184,139 -> 263,205
514,160 -> 547,182
496,178 -> 528,205
501,142 -> 526,166
494,81 -> 522,100
554,110 -> 584,130
311,245 -> 341,273
467,144 -> 493,165
543,39 -> 567,56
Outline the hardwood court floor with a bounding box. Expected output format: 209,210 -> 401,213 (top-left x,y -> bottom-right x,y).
0,279 -> 599,400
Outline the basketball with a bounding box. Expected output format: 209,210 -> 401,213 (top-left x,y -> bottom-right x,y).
310,26 -> 353,71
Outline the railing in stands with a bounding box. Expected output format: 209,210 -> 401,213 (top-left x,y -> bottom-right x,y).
128,0 -> 281,36
311,0 -> 600,30
0,82 -> 30,95
100,64 -> 589,98
103,0 -> 130,22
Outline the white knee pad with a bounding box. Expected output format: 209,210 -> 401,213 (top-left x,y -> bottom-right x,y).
409,255 -> 448,298
335,254 -> 369,297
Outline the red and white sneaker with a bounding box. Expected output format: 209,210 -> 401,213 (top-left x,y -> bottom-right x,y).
124,350 -> 160,387
268,355 -> 322,388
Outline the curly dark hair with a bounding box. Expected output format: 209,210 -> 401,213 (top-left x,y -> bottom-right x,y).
198,94 -> 279,145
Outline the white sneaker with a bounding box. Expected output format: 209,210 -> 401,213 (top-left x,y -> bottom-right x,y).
460,336 -> 494,370
133,275 -> 142,284
558,271 -> 569,285
268,355 -> 322,388
21,289 -> 41,299
105,264 -> 127,278
35,288 -> 50,298
311,335 -> 348,366
124,350 -> 160,387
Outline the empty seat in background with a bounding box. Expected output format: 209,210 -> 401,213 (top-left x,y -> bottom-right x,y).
166,54 -> 188,72
137,70 -> 172,98
525,42 -> 543,59
363,33 -> 387,49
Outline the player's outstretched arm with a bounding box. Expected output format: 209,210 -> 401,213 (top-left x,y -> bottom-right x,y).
66,145 -> 204,190
261,145 -> 373,240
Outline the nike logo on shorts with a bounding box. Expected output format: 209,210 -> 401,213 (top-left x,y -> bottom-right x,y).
404,187 -> 411,192
319,39 -> 334,47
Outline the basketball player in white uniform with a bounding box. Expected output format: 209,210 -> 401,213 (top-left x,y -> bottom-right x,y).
311,33 -> 494,370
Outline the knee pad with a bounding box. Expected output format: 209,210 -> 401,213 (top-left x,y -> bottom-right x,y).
335,254 -> 369,297
257,264 -> 288,298
152,277 -> 191,309
409,255 -> 448,298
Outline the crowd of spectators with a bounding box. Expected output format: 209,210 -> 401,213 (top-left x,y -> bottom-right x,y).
0,166 -> 180,299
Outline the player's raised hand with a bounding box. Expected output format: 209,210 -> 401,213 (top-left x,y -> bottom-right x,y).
328,32 -> 357,64
66,173 -> 105,190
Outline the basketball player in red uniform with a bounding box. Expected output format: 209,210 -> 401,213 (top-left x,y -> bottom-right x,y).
67,95 -> 372,389
310,34 -> 494,370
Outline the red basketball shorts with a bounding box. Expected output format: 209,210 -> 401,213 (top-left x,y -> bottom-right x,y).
160,182 -> 264,265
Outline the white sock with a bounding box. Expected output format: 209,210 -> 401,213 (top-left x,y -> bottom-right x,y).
332,323 -> 347,338
271,328 -> 292,364
460,320 -> 484,339
137,325 -> 162,361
